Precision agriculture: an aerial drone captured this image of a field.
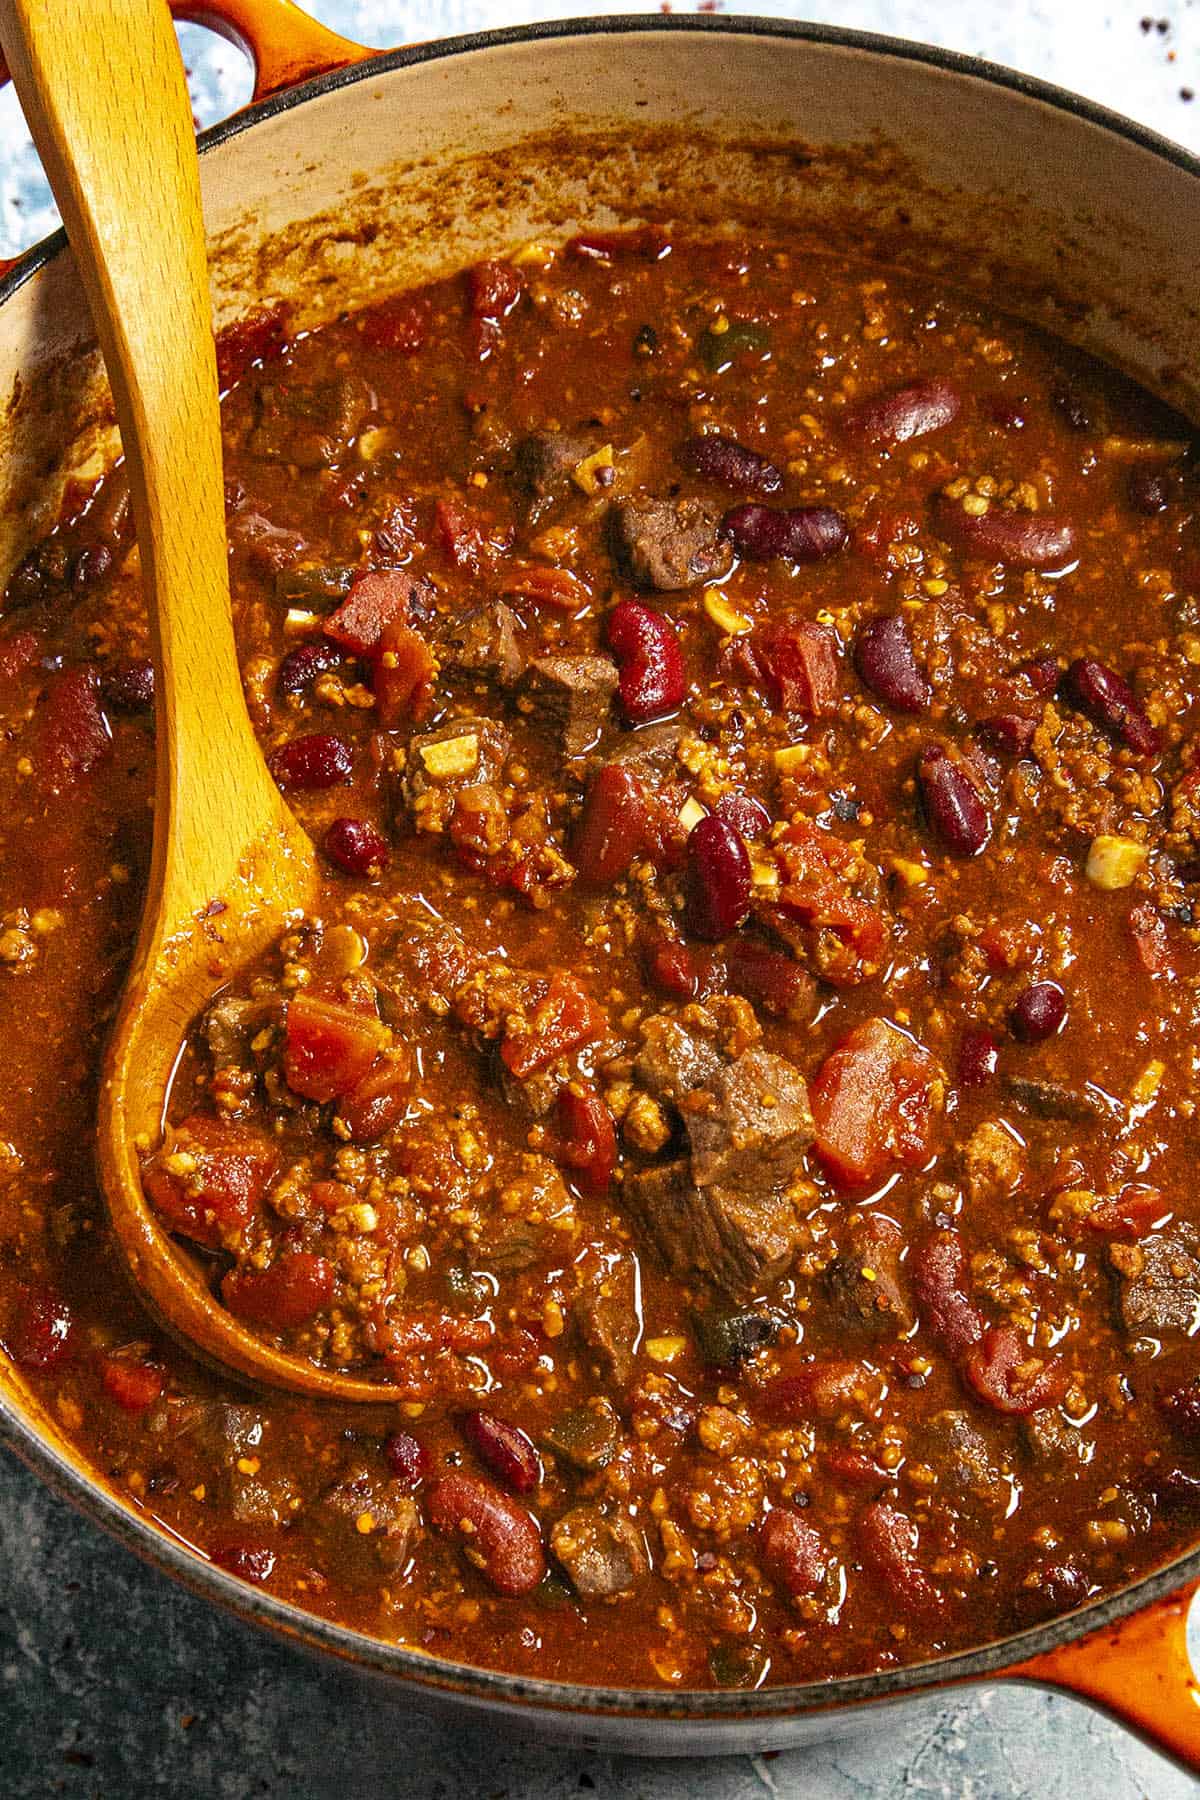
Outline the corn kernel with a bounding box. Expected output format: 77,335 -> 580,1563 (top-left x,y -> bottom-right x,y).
1131,1060 -> 1165,1105
888,854 -> 929,888
420,733 -> 479,780
645,1335 -> 688,1364
773,744 -> 808,773
677,796 -> 708,832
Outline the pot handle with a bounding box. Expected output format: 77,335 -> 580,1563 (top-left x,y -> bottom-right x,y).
170,0 -> 376,102
1001,1578 -> 1200,1772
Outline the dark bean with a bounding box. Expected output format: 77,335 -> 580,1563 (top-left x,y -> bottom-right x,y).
5,539 -> 70,609
721,503 -> 848,564
847,377 -> 961,445
101,658 -> 155,712
3,1283 -> 75,1371
1127,466 -> 1172,515
1158,1376 -> 1200,1442
212,1541 -> 277,1585
384,1429 -> 430,1491
323,817 -> 390,877
988,397 -> 1027,431
759,1508 -> 827,1598
685,814 -> 752,940
936,496 -> 1077,569
606,598 -> 686,723
713,791 -> 771,841
277,641 -> 343,698
1016,654 -> 1060,697
678,434 -> 782,496
958,1028 -> 999,1088
854,614 -> 931,713
976,712 -> 1036,757
268,732 -> 353,790
427,1472 -> 545,1596
461,1410 -> 542,1495
1010,981 -> 1066,1043
1062,657 -> 1160,755
917,746 -> 991,856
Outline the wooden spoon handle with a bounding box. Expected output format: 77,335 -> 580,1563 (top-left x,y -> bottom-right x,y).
0,0 -> 290,931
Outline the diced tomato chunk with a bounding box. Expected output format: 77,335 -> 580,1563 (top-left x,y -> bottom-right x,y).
214,304 -> 289,390
466,260 -> 525,320
359,292 -> 431,353
574,764 -> 651,887
962,1325 -> 1067,1415
101,1356 -> 164,1412
324,568 -> 414,656
0,629 -> 41,681
499,565 -> 590,612
283,992 -> 389,1103
501,976 -> 604,1078
762,819 -> 886,983
764,1360 -> 871,1420
373,619 -> 437,726
557,1084 -> 617,1194
759,1508 -> 827,1598
34,666 -> 112,792
810,1016 -> 940,1188
222,1252 -> 335,1331
1081,1183 -> 1166,1238
434,499 -> 492,574
337,1047 -> 413,1143
566,225 -> 670,262
1129,902 -> 1172,977
748,620 -> 840,715
143,1115 -> 278,1249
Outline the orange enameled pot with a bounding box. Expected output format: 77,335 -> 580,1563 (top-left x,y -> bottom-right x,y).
0,0 -> 1199,1765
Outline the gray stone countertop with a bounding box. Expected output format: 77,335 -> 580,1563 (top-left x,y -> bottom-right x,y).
3,3 -> 1200,1795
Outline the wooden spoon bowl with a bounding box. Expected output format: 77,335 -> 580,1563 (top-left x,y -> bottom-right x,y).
0,0 -> 401,1401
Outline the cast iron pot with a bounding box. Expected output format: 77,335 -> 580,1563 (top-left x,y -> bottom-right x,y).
0,0 -> 1198,1766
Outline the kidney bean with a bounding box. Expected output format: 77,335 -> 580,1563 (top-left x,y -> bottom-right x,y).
427,1472 -> 546,1596
764,1360 -> 869,1420
963,1325 -> 1067,1415
4,1283 -> 75,1371
324,817 -> 390,877
574,764 -> 649,887
917,746 -> 990,856
1017,654 -> 1060,697
976,712 -> 1036,757
384,1429 -> 430,1490
212,1540 -> 277,1584
721,503 -> 848,564
677,433 -> 782,495
759,1508 -> 827,1598
1062,656 -> 1160,755
1159,1370 -> 1200,1444
713,791 -> 771,841
101,657 -> 155,712
936,496 -> 1077,569
725,937 -> 816,1022
847,376 -> 961,445
101,1357 -> 164,1413
268,733 -> 353,790
858,1500 -> 937,1614
957,1027 -> 999,1089
1010,981 -> 1066,1043
685,814 -> 751,940
854,613 -> 931,713
606,598 -> 686,723
277,641 -> 343,698
461,1410 -> 543,1494
1012,1559 -> 1094,1624
913,1229 -> 985,1357
1127,467 -> 1173,515
639,927 -> 705,1000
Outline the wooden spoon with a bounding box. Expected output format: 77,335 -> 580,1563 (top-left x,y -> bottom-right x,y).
0,0 -> 400,1401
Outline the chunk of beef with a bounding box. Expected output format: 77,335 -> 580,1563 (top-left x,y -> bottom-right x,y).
621,1158 -> 799,1296
550,1505 -> 647,1599
608,496 -> 733,591
248,374 -> 374,469
961,1119 -> 1025,1203
605,718 -> 685,778
575,1259 -> 640,1386
514,430 -> 595,499
1021,1408 -> 1091,1473
403,717 -> 511,831
1110,1228 -> 1200,1335
310,1465 -> 419,1584
203,994 -> 277,1069
520,654 -> 618,758
921,1409 -> 1009,1514
543,1399 -> 620,1471
826,1213 -> 913,1336
440,600 -> 525,688
685,1048 -> 814,1192
190,1404 -> 299,1528
634,1015 -> 722,1104
1002,1075 -> 1109,1123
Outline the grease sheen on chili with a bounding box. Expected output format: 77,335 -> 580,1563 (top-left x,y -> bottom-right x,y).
3,229 -> 1200,1691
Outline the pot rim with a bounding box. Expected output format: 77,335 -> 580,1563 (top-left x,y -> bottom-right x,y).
3,9 -> 1200,1722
